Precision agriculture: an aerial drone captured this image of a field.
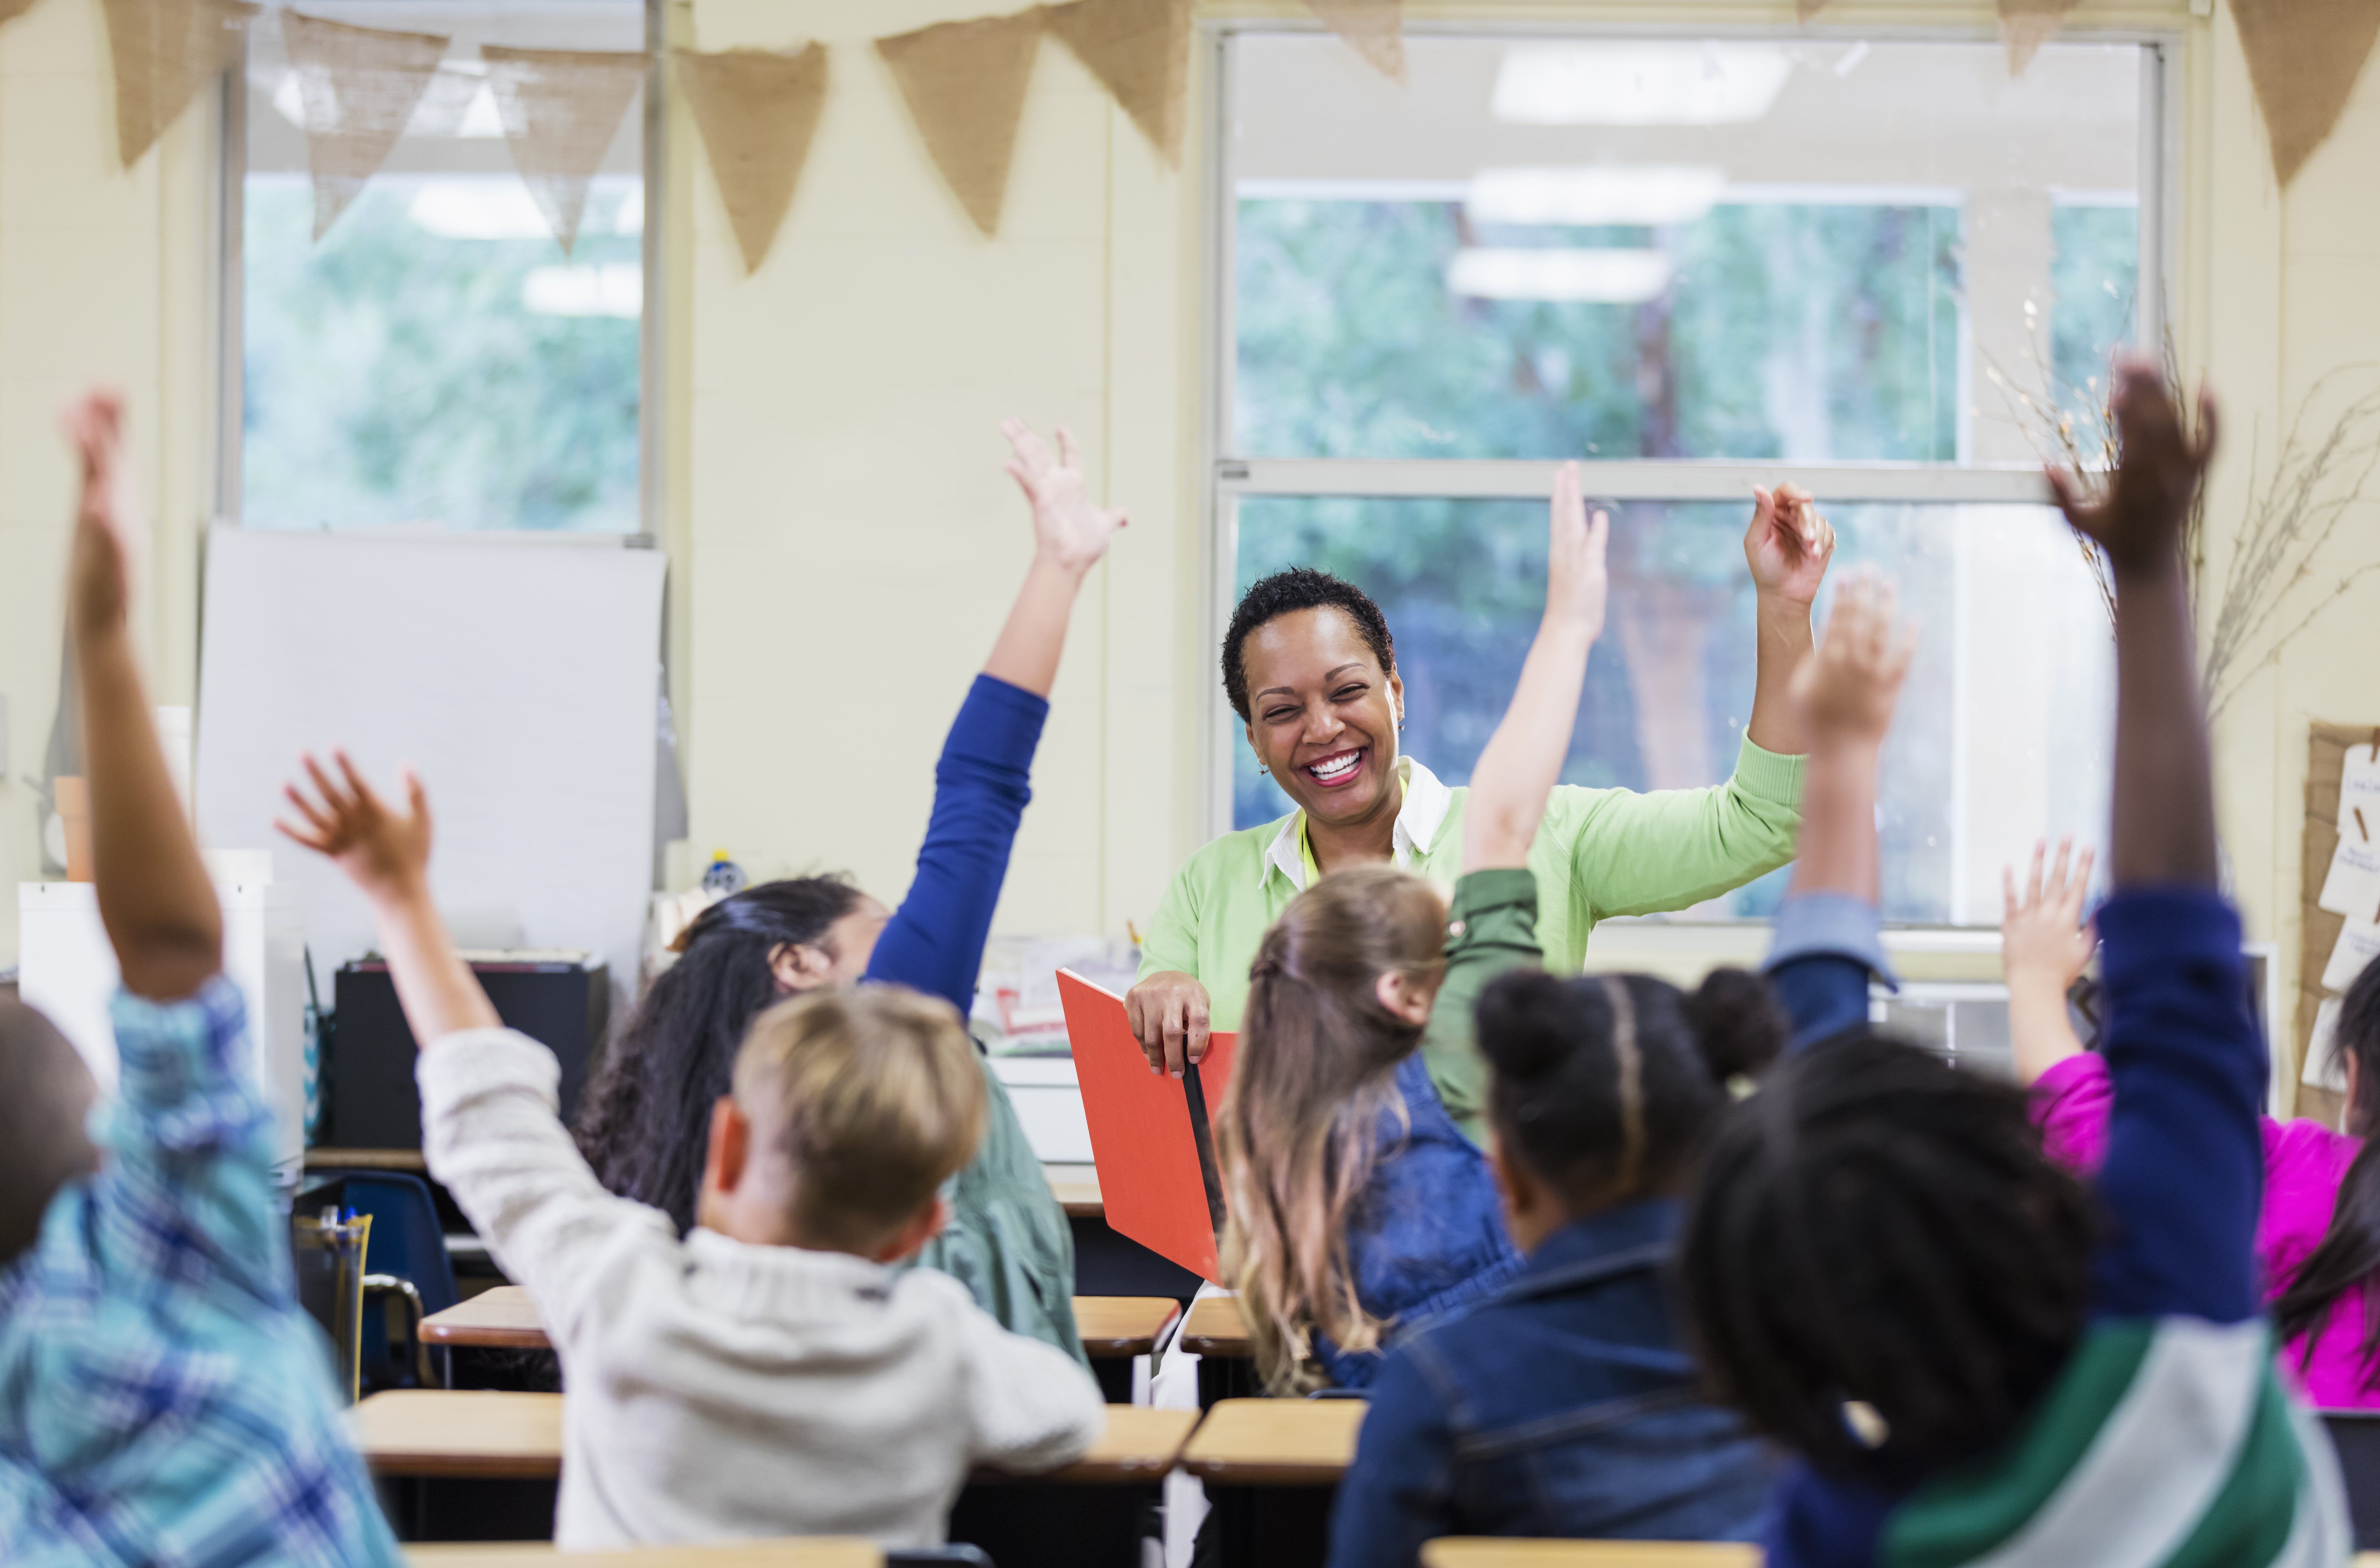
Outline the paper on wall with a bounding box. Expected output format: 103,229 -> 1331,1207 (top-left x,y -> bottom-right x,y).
2324,915 -> 2380,994
2318,835 -> 2380,918
2339,742 -> 2380,839
2303,995 -> 2349,1092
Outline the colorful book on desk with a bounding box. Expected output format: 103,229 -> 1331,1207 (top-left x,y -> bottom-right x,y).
1058,969 -> 1238,1283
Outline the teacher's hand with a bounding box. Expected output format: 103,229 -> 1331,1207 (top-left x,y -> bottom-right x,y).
1125,970 -> 1210,1079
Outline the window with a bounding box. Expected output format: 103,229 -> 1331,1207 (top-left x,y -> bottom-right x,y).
1218,30 -> 2162,924
237,1 -> 648,533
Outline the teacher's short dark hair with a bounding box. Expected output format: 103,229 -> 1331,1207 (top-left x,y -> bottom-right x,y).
1223,568 -> 1396,724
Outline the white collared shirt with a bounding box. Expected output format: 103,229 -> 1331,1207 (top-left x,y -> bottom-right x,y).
1258,754 -> 1455,893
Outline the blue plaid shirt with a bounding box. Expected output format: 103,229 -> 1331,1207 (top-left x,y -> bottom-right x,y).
0,978 -> 400,1567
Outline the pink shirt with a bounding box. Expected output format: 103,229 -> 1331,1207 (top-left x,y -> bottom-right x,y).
2033,1052 -> 2377,1407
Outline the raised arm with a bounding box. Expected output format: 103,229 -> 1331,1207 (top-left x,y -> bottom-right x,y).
2005,838 -> 2097,1085
1742,482 -> 1836,759
864,420 -> 1127,1016
64,391 -> 220,1001
1761,573 -> 1916,1049
276,753 -> 499,1043
983,419 -> 1127,698
1463,462 -> 1608,872
2049,361 -> 2257,1324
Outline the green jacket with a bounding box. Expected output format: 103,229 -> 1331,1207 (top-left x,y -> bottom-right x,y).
1419,867 -> 1551,1146
899,1058 -> 1090,1369
1138,737 -> 1804,1048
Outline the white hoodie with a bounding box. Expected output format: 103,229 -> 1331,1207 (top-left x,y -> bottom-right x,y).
416,1029 -> 1106,1549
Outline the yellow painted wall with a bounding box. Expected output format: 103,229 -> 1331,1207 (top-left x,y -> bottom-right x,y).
0,0 -> 2374,1107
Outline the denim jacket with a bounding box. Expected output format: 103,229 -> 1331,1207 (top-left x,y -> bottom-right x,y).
1328,1201 -> 1778,1566
1318,1052 -> 1526,1390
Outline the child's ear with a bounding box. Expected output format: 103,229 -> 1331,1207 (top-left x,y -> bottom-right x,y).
702,1095 -> 749,1197
768,942 -> 834,995
1374,969 -> 1437,1027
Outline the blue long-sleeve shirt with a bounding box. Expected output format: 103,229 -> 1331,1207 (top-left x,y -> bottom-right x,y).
863,672 -> 1048,1017
854,672 -> 1088,1367
1755,889 -> 2346,1568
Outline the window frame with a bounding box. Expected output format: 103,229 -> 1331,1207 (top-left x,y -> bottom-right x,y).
214,0 -> 667,542
1200,17 -> 2185,893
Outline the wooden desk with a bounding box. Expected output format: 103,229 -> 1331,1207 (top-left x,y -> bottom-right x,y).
308,1146 -> 430,1173
954,1406 -> 1200,1567
1074,1296 -> 1180,1357
1180,1294 -> 1249,1356
1421,1546 -> 1760,1568
1182,1397 -> 1363,1487
425,1287 -> 1180,1363
1049,1173 -> 1103,1218
355,1390 -> 563,1480
424,1287 -> 547,1350
409,1545 -> 881,1568
1184,1397 -> 1363,1568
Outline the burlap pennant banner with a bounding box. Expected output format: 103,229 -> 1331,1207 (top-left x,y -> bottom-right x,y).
1797,0 -> 1833,18
98,0 -> 260,169
1306,0 -> 1404,83
483,45 -> 650,256
1997,0 -> 2081,76
0,1 -> 38,30
2233,0 -> 2380,188
675,44 -> 829,274
283,13 -> 452,241
877,12 -> 1045,238
1041,0 -> 1194,169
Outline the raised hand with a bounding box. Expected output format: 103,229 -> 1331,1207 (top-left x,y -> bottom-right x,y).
1002,418 -> 1128,575
276,750 -> 434,909
1746,481 -> 1837,607
1545,461 -> 1610,641
2002,837 -> 2097,996
1791,571 -> 1917,749
2048,357 -> 2216,574
61,389 -> 139,636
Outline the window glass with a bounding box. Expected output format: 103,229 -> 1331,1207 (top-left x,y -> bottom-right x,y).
241,2 -> 645,532
1231,497 -> 2114,925
1231,35 -> 2144,465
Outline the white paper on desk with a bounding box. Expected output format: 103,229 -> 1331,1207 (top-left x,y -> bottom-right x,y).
2324,918 -> 2380,993
2341,745 -> 2380,841
2319,837 -> 2380,918
2303,996 -> 2349,1091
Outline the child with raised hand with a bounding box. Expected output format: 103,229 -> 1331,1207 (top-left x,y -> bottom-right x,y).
1680,363 -> 2352,1567
278,749 -> 1104,1549
1216,464 -> 1607,1394
570,418 -> 1124,1366
2014,839 -> 2380,1410
1323,476 -> 1786,1563
0,392 -> 399,1565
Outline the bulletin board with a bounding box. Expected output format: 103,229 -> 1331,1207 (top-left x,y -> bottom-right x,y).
2296,721 -> 2380,1114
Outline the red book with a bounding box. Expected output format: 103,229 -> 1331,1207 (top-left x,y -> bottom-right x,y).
1058,969 -> 1238,1283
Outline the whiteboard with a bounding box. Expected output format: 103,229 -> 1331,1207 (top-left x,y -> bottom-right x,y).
195,528 -> 666,1012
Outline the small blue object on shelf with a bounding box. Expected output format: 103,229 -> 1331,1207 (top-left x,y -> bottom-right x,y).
701,850 -> 748,896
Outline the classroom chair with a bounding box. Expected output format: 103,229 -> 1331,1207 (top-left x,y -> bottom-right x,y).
887,1550 -> 996,1568
2323,1410 -> 2380,1550
319,1169 -> 460,1390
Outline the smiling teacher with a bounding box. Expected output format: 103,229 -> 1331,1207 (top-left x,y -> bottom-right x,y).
1126,481 -> 1836,1132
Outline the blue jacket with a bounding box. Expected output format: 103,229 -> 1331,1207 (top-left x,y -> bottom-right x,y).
1328,1197 -> 1778,1566
1320,1053 -> 1525,1390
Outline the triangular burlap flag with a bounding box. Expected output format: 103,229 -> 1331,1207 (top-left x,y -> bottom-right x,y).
283,14 -> 452,241
1998,0 -> 2081,76
1797,0 -> 1832,18
482,45 -> 650,256
1306,0 -> 1404,83
1041,0 -> 1193,168
0,1 -> 39,30
2233,0 -> 2380,188
674,44 -> 829,274
877,12 -> 1044,238
98,0 -> 259,169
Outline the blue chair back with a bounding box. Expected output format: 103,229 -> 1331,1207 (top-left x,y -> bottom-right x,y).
319,1170 -> 458,1390
2322,1409 -> 2380,1549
